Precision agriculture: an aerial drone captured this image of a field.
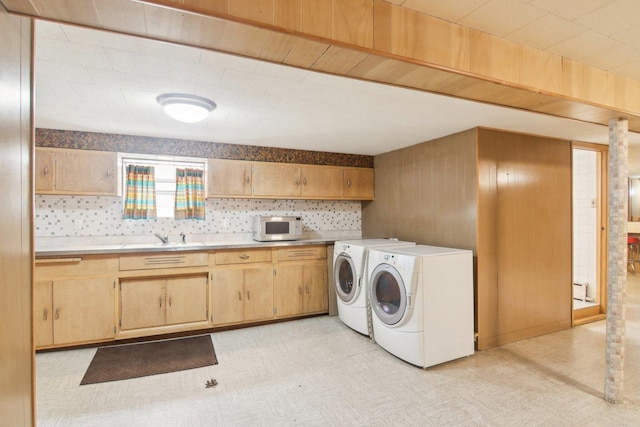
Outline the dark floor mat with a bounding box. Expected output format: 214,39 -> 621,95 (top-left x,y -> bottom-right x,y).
80,335 -> 217,385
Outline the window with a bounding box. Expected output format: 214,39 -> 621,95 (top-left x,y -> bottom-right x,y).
119,153 -> 206,219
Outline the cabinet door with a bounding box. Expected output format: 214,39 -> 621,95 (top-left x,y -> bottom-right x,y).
211,269 -> 245,325
301,166 -> 342,198
208,158 -> 252,197
55,149 -> 117,195
252,163 -> 301,197
35,148 -> 55,193
275,264 -> 304,317
165,275 -> 208,325
120,278 -> 165,330
53,278 -> 115,344
303,262 -> 328,314
243,267 -> 274,322
34,280 -> 53,347
343,167 -> 374,200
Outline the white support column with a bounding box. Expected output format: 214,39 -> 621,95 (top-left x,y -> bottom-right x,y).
605,117 -> 628,403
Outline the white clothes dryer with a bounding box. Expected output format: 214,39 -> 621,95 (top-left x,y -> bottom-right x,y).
333,239 -> 415,336
366,245 -> 474,368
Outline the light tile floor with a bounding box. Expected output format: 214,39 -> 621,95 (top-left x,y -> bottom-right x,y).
36,277 -> 640,426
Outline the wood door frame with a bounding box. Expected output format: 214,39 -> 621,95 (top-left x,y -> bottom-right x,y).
572,142 -> 608,325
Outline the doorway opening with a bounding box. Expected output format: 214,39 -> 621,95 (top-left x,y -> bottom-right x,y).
572,143 -> 608,325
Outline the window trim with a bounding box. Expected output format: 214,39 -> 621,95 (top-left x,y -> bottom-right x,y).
117,152 -> 207,218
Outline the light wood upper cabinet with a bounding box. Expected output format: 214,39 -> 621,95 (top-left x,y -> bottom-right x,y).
35,148 -> 54,193
343,167 -> 374,200
208,158 -> 252,197
207,160 -> 374,200
35,147 -> 117,195
300,166 -> 343,198
252,162 -> 301,197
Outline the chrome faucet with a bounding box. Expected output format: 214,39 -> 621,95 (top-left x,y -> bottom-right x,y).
180,232 -> 186,244
155,233 -> 169,244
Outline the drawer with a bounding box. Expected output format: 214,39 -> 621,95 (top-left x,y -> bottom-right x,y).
35,255 -> 118,280
119,252 -> 209,271
215,248 -> 272,265
277,246 -> 326,261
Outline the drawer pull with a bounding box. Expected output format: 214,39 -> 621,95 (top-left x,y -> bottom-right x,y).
239,255 -> 250,260
145,257 -> 186,265
36,257 -> 82,265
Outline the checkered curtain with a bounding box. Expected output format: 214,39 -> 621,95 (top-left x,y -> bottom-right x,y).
123,165 -> 157,219
174,168 -> 205,220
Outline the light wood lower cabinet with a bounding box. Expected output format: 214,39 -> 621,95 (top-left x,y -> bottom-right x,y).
275,246 -> 328,318
34,245 -> 329,348
119,275 -> 208,332
34,277 -> 116,348
211,266 -> 274,325
275,262 -> 328,317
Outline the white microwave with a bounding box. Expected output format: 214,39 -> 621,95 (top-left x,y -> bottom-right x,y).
253,216 -> 302,241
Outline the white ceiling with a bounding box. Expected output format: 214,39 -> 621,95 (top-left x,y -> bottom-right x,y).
34,2 -> 640,157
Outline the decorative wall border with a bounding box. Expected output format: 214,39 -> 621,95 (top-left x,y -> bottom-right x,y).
35,129 -> 374,168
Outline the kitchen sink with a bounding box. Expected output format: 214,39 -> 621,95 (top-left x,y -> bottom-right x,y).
121,242 -> 207,249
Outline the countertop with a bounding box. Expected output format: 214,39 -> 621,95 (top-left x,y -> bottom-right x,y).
35,231 -> 361,257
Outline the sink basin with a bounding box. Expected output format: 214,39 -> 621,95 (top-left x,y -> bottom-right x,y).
122,242 -> 207,249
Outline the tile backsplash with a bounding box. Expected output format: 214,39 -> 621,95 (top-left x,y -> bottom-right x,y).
35,195 -> 361,238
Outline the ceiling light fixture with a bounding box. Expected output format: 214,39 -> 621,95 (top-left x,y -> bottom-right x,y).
156,93 -> 216,123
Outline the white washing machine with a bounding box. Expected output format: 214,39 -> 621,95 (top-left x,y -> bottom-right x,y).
333,239 -> 415,336
366,245 -> 474,368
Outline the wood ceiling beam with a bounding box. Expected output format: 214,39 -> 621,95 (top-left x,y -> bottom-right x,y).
3,0 -> 640,132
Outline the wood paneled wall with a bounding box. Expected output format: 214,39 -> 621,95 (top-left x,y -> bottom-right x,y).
362,128 -> 478,250
0,5 -> 34,426
476,129 -> 572,350
363,127 -> 573,350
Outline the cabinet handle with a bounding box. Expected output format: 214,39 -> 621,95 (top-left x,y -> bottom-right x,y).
305,285 -> 309,294
239,254 -> 250,260
296,178 -> 300,186
303,177 -> 307,186
43,308 -> 48,321
247,290 -> 250,300
169,296 -> 172,307
245,175 -> 250,183
107,169 -> 111,177
55,308 -> 60,320
298,286 -> 302,295
43,166 -> 49,176
159,297 -> 163,308
347,179 -> 351,188
238,291 -> 242,301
